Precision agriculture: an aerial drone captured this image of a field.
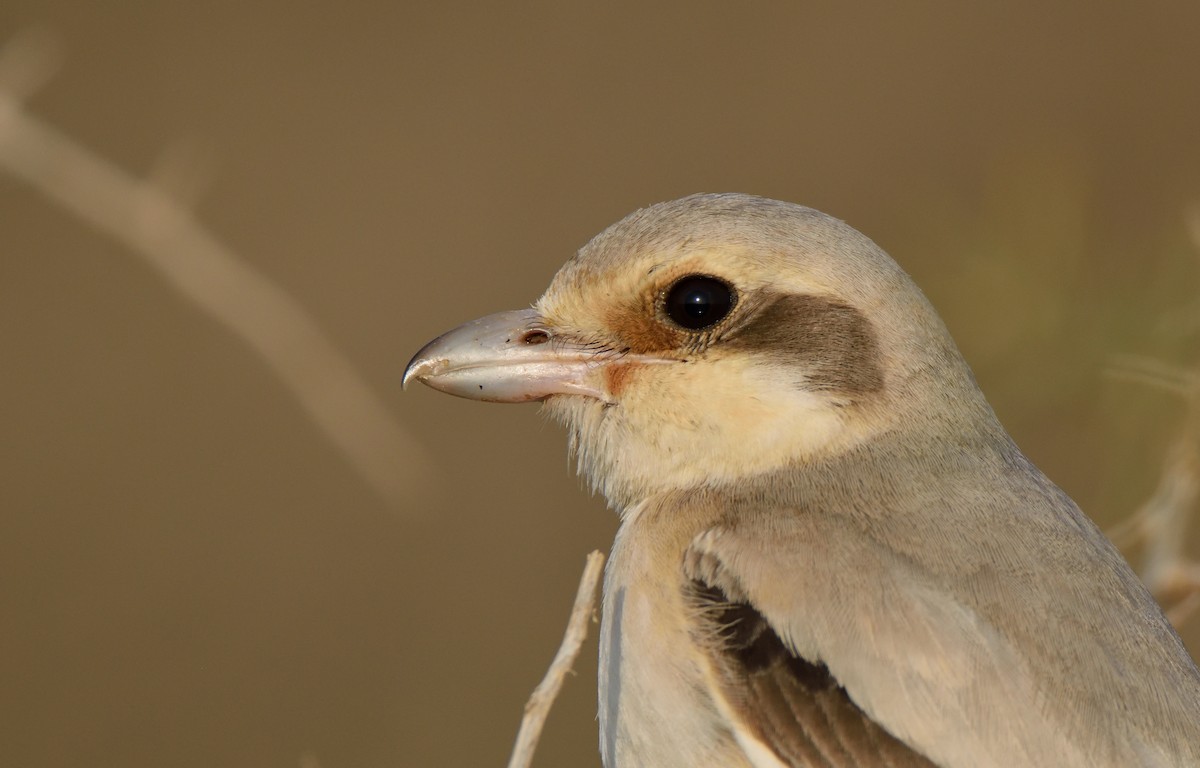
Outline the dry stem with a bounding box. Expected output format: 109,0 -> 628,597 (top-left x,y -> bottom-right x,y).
507,551 -> 605,768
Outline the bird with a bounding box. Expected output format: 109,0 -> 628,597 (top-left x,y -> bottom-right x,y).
403,193 -> 1200,767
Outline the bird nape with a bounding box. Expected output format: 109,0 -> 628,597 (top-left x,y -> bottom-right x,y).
405,193 -> 1200,768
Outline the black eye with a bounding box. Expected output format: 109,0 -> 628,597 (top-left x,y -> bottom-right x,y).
664,275 -> 735,330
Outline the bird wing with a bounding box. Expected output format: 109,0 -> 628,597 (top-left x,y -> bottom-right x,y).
682,531 -> 939,768
678,502 -> 1109,768
682,570 -> 939,767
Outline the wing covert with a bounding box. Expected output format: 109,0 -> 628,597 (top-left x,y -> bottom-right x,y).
683,545 -> 938,768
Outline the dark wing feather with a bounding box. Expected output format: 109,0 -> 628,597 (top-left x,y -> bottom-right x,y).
685,566 -> 937,768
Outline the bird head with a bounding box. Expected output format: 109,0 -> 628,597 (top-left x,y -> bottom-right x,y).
405,193 -> 993,510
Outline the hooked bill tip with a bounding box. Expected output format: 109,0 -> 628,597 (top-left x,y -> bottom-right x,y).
402,353 -> 439,391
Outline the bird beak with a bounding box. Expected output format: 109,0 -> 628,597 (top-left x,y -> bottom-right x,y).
403,309 -> 613,403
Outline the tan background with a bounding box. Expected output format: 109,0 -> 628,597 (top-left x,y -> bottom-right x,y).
2,2 -> 1199,767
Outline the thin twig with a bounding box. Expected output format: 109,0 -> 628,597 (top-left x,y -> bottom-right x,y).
1137,442 -> 1200,593
0,32 -> 429,508
1106,203 -> 1200,630
1104,356 -> 1196,397
508,551 -> 606,768
1106,391 -> 1200,629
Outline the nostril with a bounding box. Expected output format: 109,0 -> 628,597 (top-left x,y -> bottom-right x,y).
522,329 -> 550,345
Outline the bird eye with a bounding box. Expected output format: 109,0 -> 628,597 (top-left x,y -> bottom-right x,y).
664,275 -> 735,331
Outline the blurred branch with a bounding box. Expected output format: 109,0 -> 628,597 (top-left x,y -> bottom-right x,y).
0,30 -> 428,509
0,27 -> 62,102
1155,202 -> 1200,336
1185,201 -> 1200,261
1107,376 -> 1200,628
1106,204 -> 1200,629
508,551 -> 605,768
1105,355 -> 1196,397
